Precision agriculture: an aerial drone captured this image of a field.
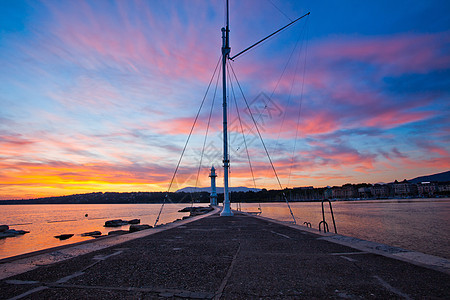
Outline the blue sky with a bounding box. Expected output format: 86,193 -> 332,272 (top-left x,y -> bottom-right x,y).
0,0 -> 449,199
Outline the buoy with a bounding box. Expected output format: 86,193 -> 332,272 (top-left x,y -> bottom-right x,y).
85,213 -> 88,217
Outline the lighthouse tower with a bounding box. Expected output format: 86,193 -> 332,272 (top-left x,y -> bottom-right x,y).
209,166 -> 218,206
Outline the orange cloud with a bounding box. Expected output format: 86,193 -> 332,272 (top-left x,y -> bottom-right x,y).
0,160 -> 173,200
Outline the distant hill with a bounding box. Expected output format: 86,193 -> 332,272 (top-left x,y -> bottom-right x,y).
176,186 -> 261,193
408,170 -> 450,184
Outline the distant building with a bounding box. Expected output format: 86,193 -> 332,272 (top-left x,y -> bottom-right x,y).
358,187 -> 371,198
417,182 -> 437,196
437,182 -> 450,194
371,184 -> 391,198
393,180 -> 417,196
332,184 -> 358,199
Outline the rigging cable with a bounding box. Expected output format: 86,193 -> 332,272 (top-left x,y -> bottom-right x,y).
154,57 -> 222,227
190,61 -> 221,207
229,62 -> 296,224
288,20 -> 309,187
267,0 -> 293,22
228,64 -> 260,213
240,16 -> 309,153
271,17 -> 309,188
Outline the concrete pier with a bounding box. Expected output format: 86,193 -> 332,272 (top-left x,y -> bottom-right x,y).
1,210 -> 449,299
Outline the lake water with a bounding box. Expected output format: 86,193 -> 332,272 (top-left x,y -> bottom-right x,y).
0,199 -> 449,260
0,203 -> 198,260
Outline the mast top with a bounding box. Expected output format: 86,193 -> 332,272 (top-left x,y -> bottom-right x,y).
226,0 -> 229,29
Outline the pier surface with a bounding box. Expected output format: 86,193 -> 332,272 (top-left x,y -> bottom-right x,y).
1,211 -> 449,299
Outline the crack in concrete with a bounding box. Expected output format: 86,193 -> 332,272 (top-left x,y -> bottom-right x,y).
214,243 -> 241,300
373,275 -> 412,300
7,286 -> 48,300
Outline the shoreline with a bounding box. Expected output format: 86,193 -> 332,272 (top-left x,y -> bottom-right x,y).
1,197 -> 449,205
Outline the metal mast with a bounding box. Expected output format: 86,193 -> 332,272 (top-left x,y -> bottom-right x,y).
219,0 -> 309,217
220,0 -> 233,216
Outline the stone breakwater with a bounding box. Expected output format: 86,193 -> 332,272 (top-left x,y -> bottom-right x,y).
0,211 -> 448,299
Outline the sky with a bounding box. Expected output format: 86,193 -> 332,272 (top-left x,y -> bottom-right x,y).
0,0 -> 449,200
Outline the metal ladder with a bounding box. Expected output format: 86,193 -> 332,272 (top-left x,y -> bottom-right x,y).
318,199 -> 337,233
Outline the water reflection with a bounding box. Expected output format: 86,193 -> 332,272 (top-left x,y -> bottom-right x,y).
0,203 -> 197,260
238,199 -> 450,259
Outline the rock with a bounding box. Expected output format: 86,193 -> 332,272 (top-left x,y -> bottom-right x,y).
54,234 -> 74,240
108,230 -> 128,235
0,229 -> 30,239
10,230 -> 29,235
178,206 -> 214,216
190,207 -> 214,216
104,219 -> 128,227
0,232 -> 16,239
92,235 -> 106,238
129,224 -> 151,233
190,211 -> 205,217
0,225 -> 9,232
81,231 -> 102,237
178,207 -> 192,212
105,219 -> 141,227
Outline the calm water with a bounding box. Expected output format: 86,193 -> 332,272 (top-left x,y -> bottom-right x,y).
1,199 -> 449,260
0,203 -> 199,260
237,198 -> 450,259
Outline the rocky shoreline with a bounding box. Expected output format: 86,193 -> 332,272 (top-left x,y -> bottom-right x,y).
0,206 -> 213,242
0,225 -> 29,239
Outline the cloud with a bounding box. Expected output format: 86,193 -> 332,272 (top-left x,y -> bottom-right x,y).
0,159 -> 179,199
36,0 -> 220,84
1,1 -> 449,198
414,140 -> 449,157
243,31 -> 450,135
312,32 -> 450,75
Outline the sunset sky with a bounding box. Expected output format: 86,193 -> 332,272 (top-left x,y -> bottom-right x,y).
1,0 -> 449,200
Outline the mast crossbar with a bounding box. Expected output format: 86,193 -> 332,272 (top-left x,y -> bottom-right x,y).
230,12 -> 310,60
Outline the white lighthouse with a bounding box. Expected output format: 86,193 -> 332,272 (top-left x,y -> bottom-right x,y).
209,166 -> 218,206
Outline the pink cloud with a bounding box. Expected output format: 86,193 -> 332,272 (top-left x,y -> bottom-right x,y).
364,109 -> 433,129
155,117 -> 211,136
40,1 -> 220,84
0,134 -> 36,157
313,32 -> 450,75
236,31 -> 449,134
414,140 -> 450,157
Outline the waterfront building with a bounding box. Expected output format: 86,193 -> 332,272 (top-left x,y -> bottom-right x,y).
324,187 -> 332,199
394,180 -> 418,196
371,184 -> 391,198
437,182 -> 450,194
417,182 -> 437,196
358,187 -> 372,198
331,184 -> 358,199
